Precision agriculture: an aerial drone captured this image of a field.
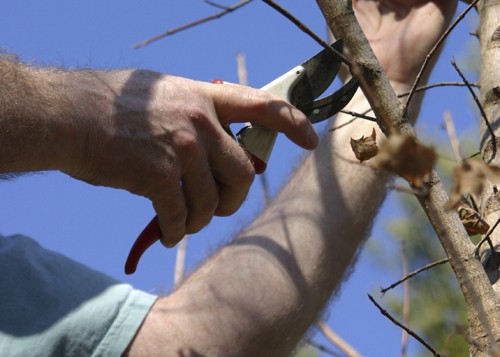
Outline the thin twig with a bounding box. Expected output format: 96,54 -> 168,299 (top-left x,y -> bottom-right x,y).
329,108 -> 376,132
236,51 -> 248,86
451,60 -> 496,142
465,151 -> 481,160
204,0 -> 232,10
401,242 -> 410,357
397,81 -> 479,98
304,338 -> 344,357
261,0 -> 350,66
404,0 -> 480,117
330,117 -> 357,132
317,320 -> 362,357
443,112 -> 463,163
474,217 -> 500,257
174,235 -> 188,287
368,294 -> 442,357
381,258 -> 450,295
133,0 -> 253,48
339,110 -> 377,122
235,51 -> 272,206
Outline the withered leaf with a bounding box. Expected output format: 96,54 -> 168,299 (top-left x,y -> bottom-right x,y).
448,160 -> 500,209
350,128 -> 379,162
376,134 -> 436,187
456,199 -> 490,236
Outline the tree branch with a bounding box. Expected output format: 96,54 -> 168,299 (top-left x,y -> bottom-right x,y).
401,242 -> 410,357
451,60 -> 496,143
381,258 -> 449,295
133,0 -> 253,49
261,0 -> 349,66
315,0 -> 500,353
317,320 -> 362,357
398,81 -> 479,98
404,0 -> 481,116
368,294 -> 442,357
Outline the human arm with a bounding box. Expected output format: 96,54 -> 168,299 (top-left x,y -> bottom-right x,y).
0,58 -> 317,246
125,1 -> 457,356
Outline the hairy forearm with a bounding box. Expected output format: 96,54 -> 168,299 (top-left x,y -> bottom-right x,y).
0,56 -> 73,174
132,87 -> 407,356
0,56 -> 127,177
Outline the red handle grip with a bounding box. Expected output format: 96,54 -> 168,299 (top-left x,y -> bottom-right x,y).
124,216 -> 162,274
125,154 -> 267,274
125,78 -> 267,274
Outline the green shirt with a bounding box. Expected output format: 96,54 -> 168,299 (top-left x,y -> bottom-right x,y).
0,234 -> 157,357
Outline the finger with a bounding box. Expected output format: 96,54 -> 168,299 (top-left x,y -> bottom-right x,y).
181,155 -> 219,233
208,131 -> 255,217
208,84 -> 319,150
152,183 -> 188,248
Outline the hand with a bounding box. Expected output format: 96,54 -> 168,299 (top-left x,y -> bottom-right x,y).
66,70 -> 318,247
353,0 -> 458,85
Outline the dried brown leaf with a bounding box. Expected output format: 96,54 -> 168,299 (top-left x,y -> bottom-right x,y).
350,128 -> 379,162
376,135 -> 436,187
448,160 -> 500,209
456,199 -> 490,236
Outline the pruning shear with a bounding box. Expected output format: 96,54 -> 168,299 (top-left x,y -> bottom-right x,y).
125,39 -> 359,274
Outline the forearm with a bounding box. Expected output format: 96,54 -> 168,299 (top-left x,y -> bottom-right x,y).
198,105 -> 388,354
0,56 -> 124,177
133,83 -> 422,356
0,56 -> 74,174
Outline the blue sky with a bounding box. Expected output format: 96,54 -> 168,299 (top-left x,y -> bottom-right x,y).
0,1 -> 479,356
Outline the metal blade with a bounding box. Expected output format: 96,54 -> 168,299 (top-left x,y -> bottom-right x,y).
307,76 -> 359,123
290,39 -> 344,112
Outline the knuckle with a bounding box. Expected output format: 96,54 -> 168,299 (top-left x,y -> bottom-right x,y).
199,193 -> 220,214
235,159 -> 255,186
248,90 -> 274,111
187,194 -> 218,231
168,206 -> 188,225
173,130 -> 199,155
216,204 -> 237,217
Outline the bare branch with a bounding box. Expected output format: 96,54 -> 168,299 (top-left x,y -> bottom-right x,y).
443,112 -> 463,163
236,51 -> 248,86
304,338 -> 345,357
317,1 -> 500,350
397,81 -> 479,98
339,110 -> 377,122
329,117 -> 358,132
474,217 -> 500,257
404,0 -> 480,116
381,258 -> 449,295
368,294 -> 442,357
133,0 -> 253,49
235,51 -> 272,206
204,0 -> 232,10
329,108 -> 376,132
174,235 -> 189,287
401,242 -> 410,357
451,60 -> 497,143
261,0 -> 350,66
317,320 -> 362,357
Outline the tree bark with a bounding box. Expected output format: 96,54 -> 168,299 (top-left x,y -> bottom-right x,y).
478,0 -> 500,296
315,0 -> 500,354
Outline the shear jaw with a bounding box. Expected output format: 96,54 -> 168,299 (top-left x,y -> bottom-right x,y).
237,40 -> 359,172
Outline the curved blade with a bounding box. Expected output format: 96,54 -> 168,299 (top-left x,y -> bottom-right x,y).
307,76 -> 359,124
290,39 -> 344,112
